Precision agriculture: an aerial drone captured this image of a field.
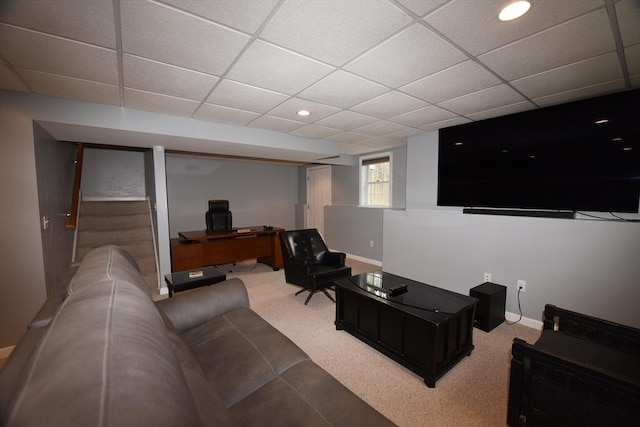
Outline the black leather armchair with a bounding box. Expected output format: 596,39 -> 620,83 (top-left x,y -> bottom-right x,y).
205,200 -> 232,233
279,229 -> 352,305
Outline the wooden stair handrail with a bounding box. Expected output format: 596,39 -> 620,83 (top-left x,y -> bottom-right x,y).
65,143 -> 84,230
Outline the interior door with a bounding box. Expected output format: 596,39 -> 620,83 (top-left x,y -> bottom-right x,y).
306,166 -> 331,235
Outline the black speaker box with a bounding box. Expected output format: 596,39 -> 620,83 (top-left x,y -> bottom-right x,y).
470,282 -> 507,332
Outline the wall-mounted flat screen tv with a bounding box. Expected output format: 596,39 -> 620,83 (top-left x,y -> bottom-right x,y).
438,89 -> 640,213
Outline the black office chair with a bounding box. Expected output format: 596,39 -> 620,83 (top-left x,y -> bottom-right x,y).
279,229 -> 352,305
205,200 -> 232,233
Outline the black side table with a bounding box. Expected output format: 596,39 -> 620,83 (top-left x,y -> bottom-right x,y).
164,266 -> 226,297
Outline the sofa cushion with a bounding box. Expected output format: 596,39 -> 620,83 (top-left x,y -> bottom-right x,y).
228,360 -> 393,427
158,309 -> 233,426
182,307 -> 310,407
4,278 -> 201,426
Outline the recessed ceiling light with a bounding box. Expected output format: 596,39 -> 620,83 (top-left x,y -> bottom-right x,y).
455,142 -> 463,146
499,1 -> 531,21
297,110 -> 310,116
595,118 -> 609,124
612,137 -> 623,141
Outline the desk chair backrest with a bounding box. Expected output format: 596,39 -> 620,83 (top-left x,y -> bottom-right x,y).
205,200 -> 232,233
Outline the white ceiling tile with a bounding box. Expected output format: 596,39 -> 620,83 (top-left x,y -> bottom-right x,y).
123,54 -> 218,101
337,142 -> 376,155
630,74 -> 640,88
351,91 -> 429,119
15,68 -> 120,106
617,0 -> 640,47
478,9 -> 615,81
267,97 -> 340,123
120,0 -> 250,76
298,71 -> 388,109
419,116 -> 471,132
0,0 -> 116,48
247,115 -> 306,133
438,84 -> 526,116
396,0 -> 448,16
352,120 -> 410,137
425,0 -> 604,55
532,80 -> 627,107
161,0 -> 280,33
0,64 -> 29,92
400,60 -> 502,103
346,24 -> 466,88
626,44 -> 640,76
389,105 -> 459,127
385,127 -> 424,141
328,132 -> 372,144
0,24 -> 118,84
193,103 -> 261,125
227,40 -> 335,95
466,101 -> 535,121
511,52 -> 623,99
124,88 -> 200,117
206,79 -> 289,113
261,0 -> 412,66
315,110 -> 378,131
290,124 -> 342,139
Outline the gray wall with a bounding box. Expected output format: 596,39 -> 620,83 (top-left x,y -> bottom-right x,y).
383,132 -> 640,328
325,206 -> 385,261
166,155 -> 298,237
0,105 -> 47,347
81,148 -> 145,198
33,124 -> 76,294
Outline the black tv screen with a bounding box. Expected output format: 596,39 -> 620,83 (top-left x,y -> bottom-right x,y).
438,89 -> 640,213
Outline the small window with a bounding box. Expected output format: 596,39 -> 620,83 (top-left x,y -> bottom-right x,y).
360,154 -> 391,207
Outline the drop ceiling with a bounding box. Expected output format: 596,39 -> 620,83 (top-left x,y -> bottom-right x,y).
1,0 -> 638,159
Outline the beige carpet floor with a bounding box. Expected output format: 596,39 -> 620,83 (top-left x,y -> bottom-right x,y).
223,260 -> 541,427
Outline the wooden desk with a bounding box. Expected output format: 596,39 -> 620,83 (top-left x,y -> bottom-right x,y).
170,226 -> 284,272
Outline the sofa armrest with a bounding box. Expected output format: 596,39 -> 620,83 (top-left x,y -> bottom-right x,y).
156,278 -> 249,333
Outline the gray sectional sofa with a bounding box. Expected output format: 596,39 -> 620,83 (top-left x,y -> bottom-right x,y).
0,245 -> 394,426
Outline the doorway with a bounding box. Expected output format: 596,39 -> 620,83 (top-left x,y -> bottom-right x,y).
305,165 -> 331,236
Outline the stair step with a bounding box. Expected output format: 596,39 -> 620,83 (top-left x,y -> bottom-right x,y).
80,200 -> 149,216
76,240 -> 155,263
79,213 -> 150,231
143,271 -> 159,290
136,255 -> 157,275
76,200 -> 158,293
77,227 -> 152,247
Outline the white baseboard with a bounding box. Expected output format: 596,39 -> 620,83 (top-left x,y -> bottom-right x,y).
344,253 -> 382,267
506,311 -> 543,330
0,345 -> 15,360
159,286 -> 168,295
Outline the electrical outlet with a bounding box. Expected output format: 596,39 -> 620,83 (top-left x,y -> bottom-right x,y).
369,240 -> 374,248
517,279 -> 526,293
484,272 -> 492,282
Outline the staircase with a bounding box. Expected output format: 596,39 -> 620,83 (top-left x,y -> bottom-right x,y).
75,200 -> 159,292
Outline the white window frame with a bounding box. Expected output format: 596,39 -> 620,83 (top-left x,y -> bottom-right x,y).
359,152 -> 392,208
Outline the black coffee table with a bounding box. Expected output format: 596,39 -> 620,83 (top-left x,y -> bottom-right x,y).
334,271 -> 478,387
164,266 -> 226,297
